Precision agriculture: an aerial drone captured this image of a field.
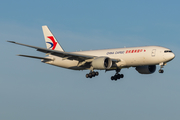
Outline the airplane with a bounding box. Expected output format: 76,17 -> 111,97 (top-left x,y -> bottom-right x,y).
8,25 -> 175,81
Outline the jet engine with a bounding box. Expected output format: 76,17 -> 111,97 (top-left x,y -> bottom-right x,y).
92,57 -> 112,70
136,65 -> 156,74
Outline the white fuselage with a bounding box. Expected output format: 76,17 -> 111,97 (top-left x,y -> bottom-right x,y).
8,25 -> 175,79
45,46 -> 175,70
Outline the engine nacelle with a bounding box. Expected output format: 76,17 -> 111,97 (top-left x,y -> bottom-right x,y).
92,57 -> 112,70
136,65 -> 156,74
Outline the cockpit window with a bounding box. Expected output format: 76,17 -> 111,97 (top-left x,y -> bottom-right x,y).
164,50 -> 172,53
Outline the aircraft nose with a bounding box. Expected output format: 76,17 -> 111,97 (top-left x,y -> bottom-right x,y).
169,52 -> 175,61
172,53 -> 175,59
163,51 -> 175,62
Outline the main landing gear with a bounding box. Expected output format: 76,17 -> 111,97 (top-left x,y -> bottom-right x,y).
86,71 -> 99,78
111,69 -> 124,81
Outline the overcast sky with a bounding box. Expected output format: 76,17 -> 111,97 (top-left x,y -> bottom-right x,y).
1,0 -> 180,120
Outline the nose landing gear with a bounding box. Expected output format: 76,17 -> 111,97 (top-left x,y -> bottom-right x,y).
159,62 -> 166,73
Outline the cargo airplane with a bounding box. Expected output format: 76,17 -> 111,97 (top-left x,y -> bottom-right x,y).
8,26 -> 175,81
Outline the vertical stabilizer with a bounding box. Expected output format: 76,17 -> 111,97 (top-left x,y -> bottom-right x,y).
42,25 -> 64,52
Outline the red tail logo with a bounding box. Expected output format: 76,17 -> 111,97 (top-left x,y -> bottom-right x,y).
47,36 -> 57,50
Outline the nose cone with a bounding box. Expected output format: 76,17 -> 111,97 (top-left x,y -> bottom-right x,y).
168,53 -> 175,61
172,53 -> 175,59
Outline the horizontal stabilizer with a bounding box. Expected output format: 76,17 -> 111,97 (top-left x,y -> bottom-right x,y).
7,41 -> 16,43
17,54 -> 53,61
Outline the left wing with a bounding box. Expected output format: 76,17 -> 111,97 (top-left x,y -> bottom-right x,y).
7,41 -> 120,63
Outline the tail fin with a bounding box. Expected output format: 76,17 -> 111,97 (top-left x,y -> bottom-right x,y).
42,25 -> 64,52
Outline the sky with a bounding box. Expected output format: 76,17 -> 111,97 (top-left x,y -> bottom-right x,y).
1,0 -> 180,120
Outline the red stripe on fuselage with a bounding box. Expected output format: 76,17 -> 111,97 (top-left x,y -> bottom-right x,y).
125,49 -> 146,54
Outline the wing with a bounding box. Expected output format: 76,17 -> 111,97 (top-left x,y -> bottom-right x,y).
7,41 -> 120,63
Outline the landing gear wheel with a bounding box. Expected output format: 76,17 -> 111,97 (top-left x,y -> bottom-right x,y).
111,74 -> 123,81
116,74 -> 121,79
89,73 -> 92,78
114,76 -> 117,81
92,72 -> 95,77
95,72 -> 99,76
159,69 -> 164,73
85,71 -> 99,78
120,74 -> 124,78
110,68 -> 124,81
86,74 -> 89,78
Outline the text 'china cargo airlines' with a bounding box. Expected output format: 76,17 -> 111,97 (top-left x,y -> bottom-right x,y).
8,26 -> 175,81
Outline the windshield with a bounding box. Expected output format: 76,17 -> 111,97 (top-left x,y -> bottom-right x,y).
164,50 -> 172,53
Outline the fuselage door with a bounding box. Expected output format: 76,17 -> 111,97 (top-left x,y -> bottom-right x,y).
151,49 -> 156,57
